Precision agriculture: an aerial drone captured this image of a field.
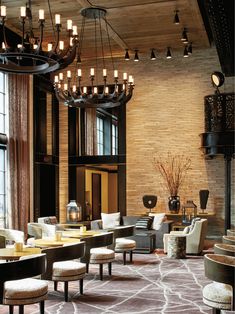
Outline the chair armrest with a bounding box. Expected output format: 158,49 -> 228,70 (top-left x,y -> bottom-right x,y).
91,219 -> 103,230
161,220 -> 174,233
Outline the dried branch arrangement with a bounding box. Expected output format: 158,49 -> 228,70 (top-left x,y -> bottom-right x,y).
153,153 -> 191,196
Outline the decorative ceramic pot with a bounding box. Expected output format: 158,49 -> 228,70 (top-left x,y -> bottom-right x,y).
168,196 -> 180,213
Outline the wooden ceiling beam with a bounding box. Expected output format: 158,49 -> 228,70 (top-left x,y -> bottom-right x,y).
76,0 -> 128,50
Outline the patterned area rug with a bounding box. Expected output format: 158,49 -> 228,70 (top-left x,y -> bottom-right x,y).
0,252 -> 212,314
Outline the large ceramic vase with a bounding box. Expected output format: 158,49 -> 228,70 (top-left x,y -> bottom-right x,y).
168,196 -> 180,213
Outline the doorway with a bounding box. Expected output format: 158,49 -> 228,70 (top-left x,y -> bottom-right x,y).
92,173 -> 101,220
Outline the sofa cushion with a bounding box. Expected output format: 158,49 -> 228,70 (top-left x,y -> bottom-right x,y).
149,213 -> 166,230
101,212 -> 120,229
135,216 -> 153,230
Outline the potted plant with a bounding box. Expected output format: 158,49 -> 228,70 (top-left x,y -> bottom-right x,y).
153,152 -> 191,212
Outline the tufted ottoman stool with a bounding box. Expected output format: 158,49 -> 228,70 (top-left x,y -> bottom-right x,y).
3,278 -> 48,314
52,260 -> 86,302
90,247 -> 115,280
115,238 -> 136,265
203,254 -> 235,313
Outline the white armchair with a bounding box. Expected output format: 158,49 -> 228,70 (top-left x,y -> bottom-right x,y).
163,218 -> 208,254
0,228 -> 25,244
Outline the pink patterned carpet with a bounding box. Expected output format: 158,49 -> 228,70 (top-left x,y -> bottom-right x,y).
0,252 -> 212,314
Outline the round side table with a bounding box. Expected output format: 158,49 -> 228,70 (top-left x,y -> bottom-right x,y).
167,235 -> 186,259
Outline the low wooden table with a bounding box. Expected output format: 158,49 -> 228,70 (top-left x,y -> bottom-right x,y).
33,237 -> 81,248
62,230 -> 103,238
0,247 -> 41,260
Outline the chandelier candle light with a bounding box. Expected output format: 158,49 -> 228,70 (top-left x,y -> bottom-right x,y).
54,7 -> 134,108
0,0 -> 79,74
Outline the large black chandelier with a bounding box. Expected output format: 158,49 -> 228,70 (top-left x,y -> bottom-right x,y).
53,7 -> 134,108
0,0 -> 79,74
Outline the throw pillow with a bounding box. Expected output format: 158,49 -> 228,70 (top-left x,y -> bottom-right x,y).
101,212 -> 120,229
189,217 -> 201,233
149,213 -> 166,230
135,216 -> 153,230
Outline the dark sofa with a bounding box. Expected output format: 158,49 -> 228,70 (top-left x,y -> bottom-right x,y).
91,216 -> 173,253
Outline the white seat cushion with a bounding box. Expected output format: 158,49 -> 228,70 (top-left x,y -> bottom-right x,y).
203,282 -> 232,310
90,248 -> 115,264
53,261 -> 86,281
115,238 -> 136,251
4,278 -> 48,305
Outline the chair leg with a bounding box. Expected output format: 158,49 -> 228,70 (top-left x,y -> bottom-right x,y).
99,264 -> 103,280
212,308 -> 220,314
19,305 -> 24,314
80,279 -> 83,295
123,251 -> 126,265
64,281 -> 69,302
9,305 -> 14,314
40,300 -> 45,314
108,262 -> 112,276
130,250 -> 133,263
54,281 -> 58,291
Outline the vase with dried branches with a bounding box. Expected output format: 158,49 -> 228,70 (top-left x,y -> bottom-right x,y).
153,153 -> 191,212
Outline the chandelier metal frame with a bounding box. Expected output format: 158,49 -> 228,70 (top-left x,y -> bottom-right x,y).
54,7 -> 134,108
0,0 -> 79,74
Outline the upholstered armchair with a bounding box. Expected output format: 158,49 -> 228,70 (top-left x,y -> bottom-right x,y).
0,228 -> 25,244
163,218 -> 208,254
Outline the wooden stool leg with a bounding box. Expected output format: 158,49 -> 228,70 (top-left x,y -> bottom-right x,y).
123,251 -> 126,265
9,305 -> 14,314
99,264 -> 103,280
130,250 -> 133,263
64,281 -> 69,302
212,308 -> 220,314
54,281 -> 58,291
40,300 -> 45,314
108,262 -> 112,276
19,305 -> 24,314
80,279 -> 83,295
86,263 -> 89,273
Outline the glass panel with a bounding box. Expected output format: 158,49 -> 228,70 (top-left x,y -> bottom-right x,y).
0,195 -> 5,228
0,114 -> 4,133
0,73 -> 4,93
0,150 -> 5,171
0,171 -> 5,194
0,93 -> 4,113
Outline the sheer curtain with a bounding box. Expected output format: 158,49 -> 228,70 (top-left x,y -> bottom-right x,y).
85,108 -> 97,155
8,74 -> 30,234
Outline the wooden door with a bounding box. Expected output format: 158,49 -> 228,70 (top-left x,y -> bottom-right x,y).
92,173 -> 101,220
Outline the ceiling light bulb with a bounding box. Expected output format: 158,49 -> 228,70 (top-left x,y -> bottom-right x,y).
174,10 -> 180,24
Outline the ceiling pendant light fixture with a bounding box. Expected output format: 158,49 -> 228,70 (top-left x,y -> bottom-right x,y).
166,47 -> 172,59
124,49 -> 130,60
134,49 -> 139,62
173,10 -> 180,24
183,46 -> 189,57
188,42 -> 192,54
150,48 -> 156,60
54,7 -> 134,108
0,0 -> 78,75
181,28 -> 189,43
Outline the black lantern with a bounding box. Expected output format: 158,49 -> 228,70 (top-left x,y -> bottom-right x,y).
182,200 -> 197,225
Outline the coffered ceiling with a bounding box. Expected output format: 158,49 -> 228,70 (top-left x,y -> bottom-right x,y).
2,0 -> 210,59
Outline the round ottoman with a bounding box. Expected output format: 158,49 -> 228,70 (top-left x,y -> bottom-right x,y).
167,235 -> 186,258
115,238 -> 136,265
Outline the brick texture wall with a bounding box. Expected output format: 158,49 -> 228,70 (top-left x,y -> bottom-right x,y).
124,47 -> 234,237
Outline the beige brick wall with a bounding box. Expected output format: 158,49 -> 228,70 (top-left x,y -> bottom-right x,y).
124,47 -> 234,236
